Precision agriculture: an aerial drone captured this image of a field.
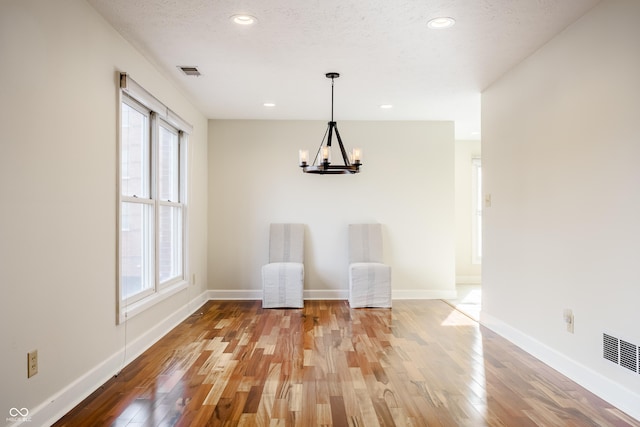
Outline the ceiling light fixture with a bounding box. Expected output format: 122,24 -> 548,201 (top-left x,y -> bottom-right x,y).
263,102 -> 276,107
427,17 -> 456,29
379,104 -> 393,109
299,73 -> 362,175
231,14 -> 257,25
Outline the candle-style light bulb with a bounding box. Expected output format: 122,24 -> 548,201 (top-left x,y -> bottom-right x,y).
321,146 -> 330,164
352,148 -> 362,165
299,149 -> 309,166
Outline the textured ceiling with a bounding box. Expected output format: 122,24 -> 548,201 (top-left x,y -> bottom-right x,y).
87,0 -> 600,139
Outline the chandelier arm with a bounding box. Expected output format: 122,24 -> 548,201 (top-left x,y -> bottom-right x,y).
333,124 -> 351,166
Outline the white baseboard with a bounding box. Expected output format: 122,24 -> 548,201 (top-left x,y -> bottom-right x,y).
480,312 -> 640,422
207,289 -> 262,300
207,288 -> 455,301
305,289 -> 349,300
456,275 -> 481,284
204,289 -> 349,300
393,289 -> 457,299
25,290 -> 210,427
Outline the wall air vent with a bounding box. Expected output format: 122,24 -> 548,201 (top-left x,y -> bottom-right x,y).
603,332 -> 639,374
620,340 -> 638,373
603,333 -> 619,364
178,66 -> 201,76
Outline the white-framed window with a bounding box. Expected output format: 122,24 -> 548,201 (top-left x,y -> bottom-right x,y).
471,158 -> 482,264
117,73 -> 191,323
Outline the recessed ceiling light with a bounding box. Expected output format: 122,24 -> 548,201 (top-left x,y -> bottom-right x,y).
231,14 -> 258,25
427,17 -> 456,29
379,104 -> 393,109
263,103 -> 276,107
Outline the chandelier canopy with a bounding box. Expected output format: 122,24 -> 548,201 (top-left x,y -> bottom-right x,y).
299,73 -> 362,174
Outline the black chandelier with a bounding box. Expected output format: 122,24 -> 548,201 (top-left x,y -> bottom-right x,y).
299,73 -> 362,174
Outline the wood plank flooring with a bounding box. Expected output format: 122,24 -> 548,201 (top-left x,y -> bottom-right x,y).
54,300 -> 639,426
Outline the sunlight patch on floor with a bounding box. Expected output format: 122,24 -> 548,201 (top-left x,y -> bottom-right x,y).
444,284 -> 481,322
441,308 -> 478,326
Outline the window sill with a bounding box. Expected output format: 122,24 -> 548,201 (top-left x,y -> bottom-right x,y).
117,280 -> 188,324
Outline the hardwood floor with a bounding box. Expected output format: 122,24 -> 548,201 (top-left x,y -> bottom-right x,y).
54,300 -> 639,426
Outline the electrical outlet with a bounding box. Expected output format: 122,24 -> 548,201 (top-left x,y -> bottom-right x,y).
27,350 -> 38,378
192,273 -> 196,285
484,194 -> 492,208
563,309 -> 574,334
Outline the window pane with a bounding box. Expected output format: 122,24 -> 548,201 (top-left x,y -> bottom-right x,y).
159,124 -> 179,202
121,202 -> 154,299
159,205 -> 183,283
121,102 -> 149,198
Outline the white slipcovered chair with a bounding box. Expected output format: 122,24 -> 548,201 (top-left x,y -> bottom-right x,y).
348,223 -> 392,308
261,223 -> 305,308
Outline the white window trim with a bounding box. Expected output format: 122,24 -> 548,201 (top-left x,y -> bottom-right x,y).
471,158 -> 482,265
117,73 -> 191,324
120,73 -> 193,133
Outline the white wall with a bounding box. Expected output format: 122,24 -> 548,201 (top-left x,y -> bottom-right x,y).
208,120 -> 456,299
455,140 -> 482,283
0,0 -> 208,425
482,0 -> 640,418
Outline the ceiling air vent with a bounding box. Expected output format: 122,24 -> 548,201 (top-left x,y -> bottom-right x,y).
178,66 -> 201,76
